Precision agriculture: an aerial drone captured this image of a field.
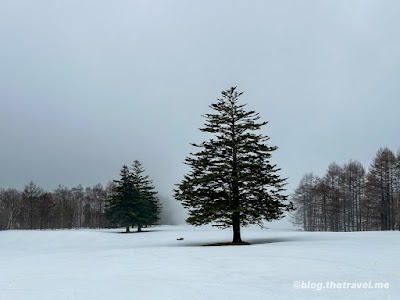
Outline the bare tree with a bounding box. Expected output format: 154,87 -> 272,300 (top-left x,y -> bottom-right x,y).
0,189 -> 21,229
292,148 -> 400,232
291,173 -> 319,231
367,148 -> 397,230
342,161 -> 365,231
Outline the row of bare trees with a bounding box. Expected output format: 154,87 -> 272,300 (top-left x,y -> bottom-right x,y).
0,182 -> 115,230
292,147 -> 400,231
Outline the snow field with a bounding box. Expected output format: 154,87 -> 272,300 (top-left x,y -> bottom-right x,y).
1,226 -> 399,300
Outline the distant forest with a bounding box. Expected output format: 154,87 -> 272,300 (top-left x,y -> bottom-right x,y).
3,146 -> 400,232
292,147 -> 400,232
0,182 -> 115,230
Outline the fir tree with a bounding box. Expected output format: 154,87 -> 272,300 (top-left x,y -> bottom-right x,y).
105,162 -> 161,232
130,160 -> 161,231
105,165 -> 140,232
174,87 -> 293,243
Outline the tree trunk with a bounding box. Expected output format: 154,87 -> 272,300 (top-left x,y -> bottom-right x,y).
7,208 -> 14,230
125,226 -> 130,233
232,213 -> 242,243
137,224 -> 142,232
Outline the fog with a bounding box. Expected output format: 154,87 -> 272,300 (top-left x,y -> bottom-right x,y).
1,1 -> 400,225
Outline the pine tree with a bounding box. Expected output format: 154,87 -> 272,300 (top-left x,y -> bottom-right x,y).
105,165 -> 141,232
105,163 -> 161,232
130,160 -> 161,231
174,87 -> 293,243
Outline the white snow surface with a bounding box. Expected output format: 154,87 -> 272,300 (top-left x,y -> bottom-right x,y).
1,225 -> 399,300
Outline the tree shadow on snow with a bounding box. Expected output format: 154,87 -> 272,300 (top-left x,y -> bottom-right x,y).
246,236 -> 303,245
98,228 -> 167,234
177,235 -> 323,247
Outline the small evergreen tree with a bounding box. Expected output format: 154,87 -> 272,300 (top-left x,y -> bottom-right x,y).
105,162 -> 161,232
174,87 -> 293,243
105,165 -> 141,232
130,160 -> 161,231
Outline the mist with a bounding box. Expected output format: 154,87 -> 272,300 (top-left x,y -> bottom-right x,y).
1,1 -> 400,227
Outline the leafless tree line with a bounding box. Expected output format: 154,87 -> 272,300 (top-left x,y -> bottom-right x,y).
292,147 -> 400,231
0,182 -> 115,230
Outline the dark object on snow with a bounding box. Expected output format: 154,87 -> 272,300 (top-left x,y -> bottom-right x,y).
177,237 -> 184,241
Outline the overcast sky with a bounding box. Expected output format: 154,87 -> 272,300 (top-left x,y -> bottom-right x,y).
1,1 -> 399,209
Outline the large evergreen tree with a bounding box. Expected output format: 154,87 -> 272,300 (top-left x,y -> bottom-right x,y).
174,87 -> 293,243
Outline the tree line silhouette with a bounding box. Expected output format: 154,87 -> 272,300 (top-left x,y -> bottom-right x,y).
0,182 -> 113,230
292,147 -> 400,231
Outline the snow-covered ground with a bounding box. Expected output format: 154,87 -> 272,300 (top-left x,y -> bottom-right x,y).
1,225 -> 399,300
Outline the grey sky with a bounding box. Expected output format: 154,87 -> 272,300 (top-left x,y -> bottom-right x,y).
1,0 -> 399,205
